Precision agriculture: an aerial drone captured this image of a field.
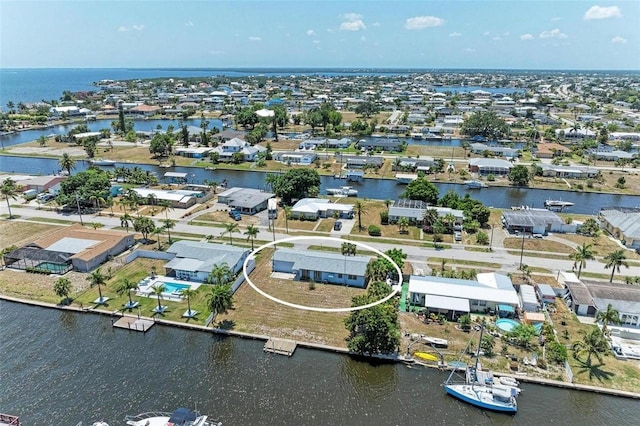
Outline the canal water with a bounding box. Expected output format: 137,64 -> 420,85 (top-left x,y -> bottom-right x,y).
1,155 -> 639,214
0,301 -> 638,425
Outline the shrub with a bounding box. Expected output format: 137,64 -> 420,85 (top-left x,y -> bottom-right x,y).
546,340 -> 568,364
487,174 -> 496,182
379,211 -> 389,225
367,225 -> 381,236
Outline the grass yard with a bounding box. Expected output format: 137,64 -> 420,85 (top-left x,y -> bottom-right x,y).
426,257 -> 502,269
274,214 -> 319,231
558,233 -> 640,260
315,219 -> 336,233
503,237 -> 575,254
196,211 -> 261,226
0,220 -> 61,249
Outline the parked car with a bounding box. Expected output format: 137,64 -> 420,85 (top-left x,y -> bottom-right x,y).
334,221 -> 343,231
37,193 -> 54,202
454,231 -> 462,241
228,209 -> 241,221
533,233 -> 543,239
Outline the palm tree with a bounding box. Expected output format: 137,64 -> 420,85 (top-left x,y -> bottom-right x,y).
604,249 -> 629,283
159,200 -> 173,219
152,226 -> 163,249
1,178 -> 18,219
117,278 -> 139,309
397,217 -> 409,234
572,327 -> 609,367
53,277 -> 72,305
282,205 -> 292,234
147,193 -> 158,206
223,222 -> 239,245
180,287 -> 198,317
150,283 -> 166,313
244,225 -> 259,251
120,213 -> 132,232
86,268 -> 108,303
206,283 -> 234,322
568,242 -> 596,279
89,193 -> 106,215
422,208 -> 439,227
595,303 -> 621,336
384,199 -> 392,211
208,262 -> 233,285
442,213 -> 457,232
161,218 -> 176,243
353,200 -> 367,231
59,153 -> 76,175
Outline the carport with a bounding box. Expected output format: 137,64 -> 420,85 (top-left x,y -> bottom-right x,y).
425,295 -> 470,320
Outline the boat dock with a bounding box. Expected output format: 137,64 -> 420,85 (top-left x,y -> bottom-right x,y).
112,315 -> 155,332
0,413 -> 20,426
264,338 -> 297,356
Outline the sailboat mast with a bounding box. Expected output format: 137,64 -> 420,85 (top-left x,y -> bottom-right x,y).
474,324 -> 484,371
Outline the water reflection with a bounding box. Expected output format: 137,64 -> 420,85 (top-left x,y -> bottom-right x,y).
59,310 -> 77,331
340,356 -> 398,400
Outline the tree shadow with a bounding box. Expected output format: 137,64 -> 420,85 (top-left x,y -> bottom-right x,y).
575,359 -> 614,383
217,319 -> 236,330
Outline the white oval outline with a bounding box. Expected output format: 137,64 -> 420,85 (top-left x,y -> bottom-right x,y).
242,236 -> 402,313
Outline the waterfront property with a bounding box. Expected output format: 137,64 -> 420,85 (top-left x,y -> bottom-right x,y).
136,275 -> 202,301
467,158 -> 513,175
290,198 -> 354,220
469,143 -> 519,158
355,138 -> 404,152
131,187 -> 199,209
599,207 -> 640,249
588,150 -> 636,162
392,157 -> 436,173
271,248 -> 370,287
534,142 -> 571,159
343,155 -> 384,169
539,164 -> 599,179
164,240 -> 249,282
272,150 -> 318,165
216,187 -> 275,214
408,273 -> 520,319
388,199 -> 464,225
501,209 -> 576,234
3,224 -> 134,273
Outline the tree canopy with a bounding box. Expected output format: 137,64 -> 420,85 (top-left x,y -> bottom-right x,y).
268,169 -> 321,205
57,168 -> 111,207
354,101 -> 380,118
402,177 -> 439,204
508,164 -> 531,186
460,111 -> 509,141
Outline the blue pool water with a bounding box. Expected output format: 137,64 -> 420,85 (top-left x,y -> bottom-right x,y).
160,282 -> 191,294
496,318 -> 521,332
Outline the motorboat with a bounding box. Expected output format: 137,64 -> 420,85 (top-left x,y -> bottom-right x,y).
326,186 -> 358,197
465,180 -> 488,189
544,199 -> 574,210
421,335 -> 449,348
125,408 -> 221,426
443,325 -> 520,413
89,159 -> 116,166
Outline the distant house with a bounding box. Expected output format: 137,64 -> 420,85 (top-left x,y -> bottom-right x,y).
539,164 -> 599,179
164,241 -> 250,282
393,157 -> 435,173
290,198 -> 354,220
49,106 -> 82,117
216,137 -> 266,162
131,187 -> 199,209
502,209 -> 577,234
599,207 -> 640,248
217,187 -> 275,214
215,129 -> 245,141
388,199 -> 464,225
174,146 -> 215,158
301,137 -> 352,149
468,158 -> 513,175
356,138 -> 404,152
343,155 -> 384,169
272,151 -> 317,165
3,224 -> 134,273
588,150 -> 635,162
272,248 -> 371,287
470,143 -> 519,159
128,104 -> 162,116
21,175 -> 66,193
534,143 -> 570,159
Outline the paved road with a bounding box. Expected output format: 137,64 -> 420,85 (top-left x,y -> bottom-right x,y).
2,201 -> 639,280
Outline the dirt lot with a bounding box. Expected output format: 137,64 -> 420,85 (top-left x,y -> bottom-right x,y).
504,237 -> 574,254
0,220 -> 61,250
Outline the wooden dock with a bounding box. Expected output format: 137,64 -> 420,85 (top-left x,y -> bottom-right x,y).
113,316 -> 154,332
264,338 -> 297,356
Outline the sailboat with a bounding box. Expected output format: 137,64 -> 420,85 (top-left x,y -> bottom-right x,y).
443,325 -> 519,413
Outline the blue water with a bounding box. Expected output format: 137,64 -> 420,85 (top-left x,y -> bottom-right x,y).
433,85 -> 525,94
496,318 -> 520,332
160,282 -> 191,294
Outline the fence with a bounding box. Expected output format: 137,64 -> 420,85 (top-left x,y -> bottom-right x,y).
231,258 -> 255,292
125,249 -> 174,264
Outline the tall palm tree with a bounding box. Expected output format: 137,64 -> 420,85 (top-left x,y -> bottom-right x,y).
89,193 -> 106,215
152,226 -> 163,249
180,287 -> 198,317
223,222 -> 239,245
208,262 -> 233,285
244,225 -> 259,251
150,283 -> 166,313
159,200 -> 173,219
117,278 -> 139,308
120,213 -> 132,232
384,199 -> 392,211
422,208 -> 439,227
595,303 -> 621,336
572,327 -> 609,367
1,178 -> 18,219
397,217 -> 409,234
282,205 -> 292,234
161,218 -> 176,243
568,242 -> 596,279
59,153 -> 76,175
353,200 -> 367,231
86,268 -> 108,303
207,283 -> 234,322
604,249 -> 629,283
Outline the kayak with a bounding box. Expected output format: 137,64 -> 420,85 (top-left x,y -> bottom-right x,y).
414,352 -> 439,362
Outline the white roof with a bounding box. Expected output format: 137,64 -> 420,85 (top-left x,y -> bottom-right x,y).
425,295 -> 470,312
46,237 -> 99,254
256,108 -> 275,118
132,188 -> 193,203
291,198 -> 353,214
408,273 -> 519,306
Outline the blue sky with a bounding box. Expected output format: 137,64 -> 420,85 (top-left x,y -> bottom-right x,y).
1,0 -> 638,70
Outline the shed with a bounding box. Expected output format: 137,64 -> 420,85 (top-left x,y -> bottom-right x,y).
523,312 -> 546,325
536,284 -> 556,304
519,285 -> 540,312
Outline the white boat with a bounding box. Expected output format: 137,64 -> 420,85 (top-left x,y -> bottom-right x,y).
89,159 -> 116,166
465,180 -> 488,189
544,199 -> 574,210
421,335 -> 449,348
443,325 -> 519,413
326,186 -> 358,197
125,407 -> 221,426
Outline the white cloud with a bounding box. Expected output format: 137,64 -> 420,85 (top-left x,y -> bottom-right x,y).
185,20 -> 194,27
341,13 -> 362,21
493,36 -> 501,41
449,32 -> 462,37
539,28 -> 567,39
306,29 -> 315,36
132,24 -> 145,31
520,33 -> 534,40
340,20 -> 366,31
611,36 -> 627,44
584,5 -> 622,20
405,16 -> 445,30
117,26 -> 128,32
327,28 -> 334,33
249,36 -> 262,42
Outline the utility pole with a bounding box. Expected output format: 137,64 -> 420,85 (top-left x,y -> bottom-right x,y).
489,225 -> 495,252
75,193 -> 84,226
519,231 -> 525,274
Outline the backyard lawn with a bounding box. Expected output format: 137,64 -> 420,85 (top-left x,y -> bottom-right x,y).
0,220 -> 61,249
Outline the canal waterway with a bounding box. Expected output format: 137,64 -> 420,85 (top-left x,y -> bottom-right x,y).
0,301 -> 638,425
1,155 -> 639,214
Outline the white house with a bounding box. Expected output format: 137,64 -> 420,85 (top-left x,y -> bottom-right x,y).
164,241 -> 250,282
272,151 -> 317,165
290,198 -> 354,220
388,199 -> 464,225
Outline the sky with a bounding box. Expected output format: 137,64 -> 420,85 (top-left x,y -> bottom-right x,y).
1,0 -> 639,70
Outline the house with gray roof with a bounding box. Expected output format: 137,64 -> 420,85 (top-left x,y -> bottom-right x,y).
470,143 -> 519,159
468,158 -> 513,175
388,199 -> 464,225
539,164 -> 599,179
589,150 -> 635,162
217,187 -> 275,214
355,138 -> 404,152
272,248 -> 371,287
164,241 -> 249,282
600,207 -> 640,248
502,209 -> 576,234
343,155 -> 384,169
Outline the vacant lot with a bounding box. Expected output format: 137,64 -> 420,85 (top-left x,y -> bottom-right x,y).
503,237 -> 574,254
0,220 -> 61,250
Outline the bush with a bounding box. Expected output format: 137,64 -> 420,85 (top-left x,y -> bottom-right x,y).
379,211 -> 389,225
487,174 -> 496,182
546,340 -> 568,364
368,225 -> 381,236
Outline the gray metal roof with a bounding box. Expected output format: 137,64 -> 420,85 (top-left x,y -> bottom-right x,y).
600,209 -> 640,239
583,280 -> 640,315
46,237 -> 100,254
219,187 -> 275,208
502,209 -> 564,227
166,241 -> 248,273
273,248 -> 370,276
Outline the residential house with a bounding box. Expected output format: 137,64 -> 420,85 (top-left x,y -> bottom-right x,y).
468,158 -> 513,175
131,187 -> 198,209
539,164 -> 599,179
355,138 -> 404,152
164,241 -> 250,282
599,207 -> 640,248
470,143 -> 519,159
290,198 -> 354,220
589,150 -> 635,162
534,143 -> 571,159
272,151 -> 317,165
272,248 -> 371,288
216,137 -> 266,162
128,104 -> 162,116
343,155 -> 384,169
388,199 -> 464,225
216,187 -> 275,214
501,209 -> 577,234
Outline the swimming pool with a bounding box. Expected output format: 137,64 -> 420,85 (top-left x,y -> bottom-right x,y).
159,282 -> 191,294
496,318 -> 521,333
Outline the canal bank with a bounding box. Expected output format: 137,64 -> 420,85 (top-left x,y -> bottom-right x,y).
1,294 -> 638,401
